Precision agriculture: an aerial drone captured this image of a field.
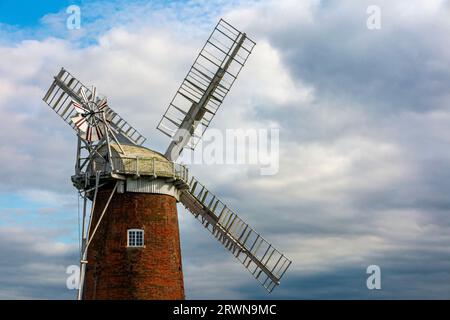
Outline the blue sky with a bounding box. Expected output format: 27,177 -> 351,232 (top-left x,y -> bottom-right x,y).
1,0 -> 450,300
0,0 -> 72,26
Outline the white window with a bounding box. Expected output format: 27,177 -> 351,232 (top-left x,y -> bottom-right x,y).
127,229 -> 144,247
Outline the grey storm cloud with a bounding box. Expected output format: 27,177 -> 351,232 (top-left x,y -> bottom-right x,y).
242,0 -> 450,114
0,227 -> 78,299
1,0 -> 450,299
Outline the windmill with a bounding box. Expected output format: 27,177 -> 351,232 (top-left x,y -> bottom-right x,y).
43,19 -> 291,300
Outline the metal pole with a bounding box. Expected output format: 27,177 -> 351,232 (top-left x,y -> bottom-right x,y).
85,171 -> 101,244
107,127 -> 125,155
84,181 -> 118,254
77,193 -> 88,300
102,112 -> 114,171
77,171 -> 101,300
75,136 -> 81,175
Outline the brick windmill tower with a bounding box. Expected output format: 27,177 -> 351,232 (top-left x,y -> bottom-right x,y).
42,19 -> 291,300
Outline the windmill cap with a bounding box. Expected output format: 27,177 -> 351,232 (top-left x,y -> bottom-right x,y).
94,143 -> 176,178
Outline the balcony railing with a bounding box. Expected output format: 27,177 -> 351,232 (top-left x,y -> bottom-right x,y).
86,156 -> 189,183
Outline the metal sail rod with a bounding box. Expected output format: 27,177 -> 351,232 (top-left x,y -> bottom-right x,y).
75,136 -> 82,175
43,68 -> 147,146
196,198 -> 280,285
158,20 -> 256,160
53,75 -> 83,104
102,113 -> 115,171
179,176 -> 291,293
164,32 -> 247,161
106,125 -> 125,155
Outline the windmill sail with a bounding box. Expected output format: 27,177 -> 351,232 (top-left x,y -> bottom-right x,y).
180,176 -> 291,293
157,19 -> 256,161
43,68 -> 147,146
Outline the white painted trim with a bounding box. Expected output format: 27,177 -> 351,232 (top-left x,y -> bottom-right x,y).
126,177 -> 180,200
127,228 -> 145,248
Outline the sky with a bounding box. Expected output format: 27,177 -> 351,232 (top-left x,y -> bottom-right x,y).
1,0 -> 450,299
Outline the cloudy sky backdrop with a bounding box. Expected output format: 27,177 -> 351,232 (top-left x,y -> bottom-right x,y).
1,0 -> 450,299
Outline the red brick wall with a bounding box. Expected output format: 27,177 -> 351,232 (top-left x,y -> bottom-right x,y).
83,186 -> 185,300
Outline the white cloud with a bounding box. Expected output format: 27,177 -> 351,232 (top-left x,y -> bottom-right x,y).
1,0 -> 450,299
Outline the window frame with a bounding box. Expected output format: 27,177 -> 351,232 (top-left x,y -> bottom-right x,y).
127,228 -> 145,248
